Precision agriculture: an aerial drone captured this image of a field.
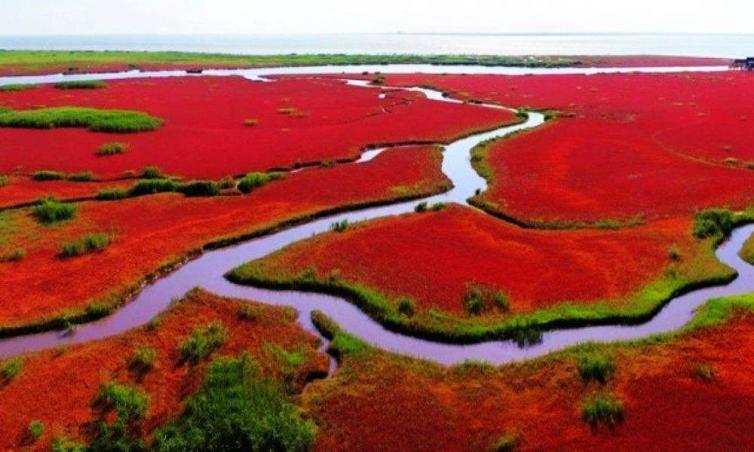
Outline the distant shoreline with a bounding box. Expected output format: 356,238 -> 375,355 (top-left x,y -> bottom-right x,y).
0,50 -> 731,77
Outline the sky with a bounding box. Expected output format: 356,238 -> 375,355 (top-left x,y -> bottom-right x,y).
0,0 -> 753,35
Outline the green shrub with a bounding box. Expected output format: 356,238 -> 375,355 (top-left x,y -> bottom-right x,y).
0,175 -> 7,187
430,202 -> 447,211
154,355 -> 315,451
463,284 -> 510,315
693,209 -> 734,238
128,178 -> 178,196
463,287 -> 484,315
414,201 -> 428,213
33,198 -> 76,223
31,170 -> 65,181
237,171 -> 281,193
28,420 -> 44,442
0,248 -> 26,262
581,393 -> 624,428
96,187 -> 128,200
0,107 -> 162,133
140,165 -> 163,179
129,347 -> 157,372
54,80 -> 106,89
330,219 -> 349,232
1,357 -> 23,381
577,353 -> 616,383
94,381 -> 149,419
218,176 -> 235,189
509,319 -> 542,347
51,436 -> 85,452
177,180 -> 220,197
67,172 -> 94,182
179,322 -> 226,364
97,142 -> 127,156
60,232 -> 113,258
398,298 -> 416,316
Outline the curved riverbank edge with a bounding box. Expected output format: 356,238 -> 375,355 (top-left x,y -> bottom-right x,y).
0,187 -> 453,339
226,228 -> 738,345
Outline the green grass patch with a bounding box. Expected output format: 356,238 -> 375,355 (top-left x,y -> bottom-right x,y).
94,381 -> 149,419
153,354 -> 315,451
311,310 -> 368,359
66,171 -> 94,182
1,357 -> 23,382
139,165 -> 164,179
97,142 -> 127,156
53,80 -> 106,89
176,180 -> 220,197
0,83 -> 38,91
693,209 -> 734,239
127,178 -> 178,196
96,187 -> 128,200
31,170 -> 65,181
740,233 -> 754,265
33,197 -> 76,223
577,353 -> 615,383
0,107 -> 162,133
179,321 -> 226,364
237,171 -> 282,194
60,232 -> 114,258
27,420 -> 44,442
129,346 -> 156,373
581,393 -> 624,428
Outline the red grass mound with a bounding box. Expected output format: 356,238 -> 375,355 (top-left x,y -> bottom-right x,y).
0,76 -> 515,179
0,289 -> 327,450
247,205 -> 695,314
365,72 -> 754,221
308,313 -> 754,451
0,146 -> 448,329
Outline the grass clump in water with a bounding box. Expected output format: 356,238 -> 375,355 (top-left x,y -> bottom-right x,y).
33,197 -> 76,223
97,142 -> 127,156
330,219 -> 349,233
53,80 -> 106,89
154,354 -> 315,451
0,107 -> 163,133
179,321 -> 226,364
577,353 -> 616,383
237,171 -> 282,194
60,232 -> 114,258
581,393 -> 624,428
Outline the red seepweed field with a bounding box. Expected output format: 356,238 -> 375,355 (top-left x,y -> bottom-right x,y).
1,58 -> 754,451
0,75 -> 514,179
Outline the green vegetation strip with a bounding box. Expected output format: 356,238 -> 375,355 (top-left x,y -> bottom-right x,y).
0,50 -> 577,73
0,106 -> 162,133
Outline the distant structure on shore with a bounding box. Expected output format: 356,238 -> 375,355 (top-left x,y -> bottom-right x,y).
731,58 -> 754,71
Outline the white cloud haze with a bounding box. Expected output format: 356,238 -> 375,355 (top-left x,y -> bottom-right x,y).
1,0 -> 753,35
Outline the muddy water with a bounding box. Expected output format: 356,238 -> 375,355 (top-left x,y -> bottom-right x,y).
0,67 -> 751,367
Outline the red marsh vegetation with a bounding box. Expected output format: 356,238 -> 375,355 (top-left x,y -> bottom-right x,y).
0,76 -> 515,179
0,146 -> 448,330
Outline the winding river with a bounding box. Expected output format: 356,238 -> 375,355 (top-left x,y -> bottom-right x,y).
0,64 -> 751,366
